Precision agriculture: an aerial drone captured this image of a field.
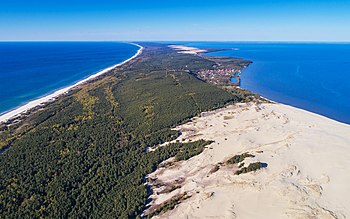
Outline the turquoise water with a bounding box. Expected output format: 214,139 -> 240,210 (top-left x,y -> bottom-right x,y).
185,42 -> 350,124
0,42 -> 139,114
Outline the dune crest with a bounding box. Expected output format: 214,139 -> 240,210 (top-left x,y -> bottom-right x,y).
146,102 -> 350,219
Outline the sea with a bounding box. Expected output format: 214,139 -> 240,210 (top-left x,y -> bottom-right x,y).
0,42 -> 139,115
185,42 -> 350,124
1,42 -> 350,125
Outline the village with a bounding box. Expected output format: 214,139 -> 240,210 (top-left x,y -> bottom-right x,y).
196,67 -> 241,86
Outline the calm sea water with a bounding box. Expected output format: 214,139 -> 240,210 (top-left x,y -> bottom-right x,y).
0,42 -> 138,114
185,42 -> 350,124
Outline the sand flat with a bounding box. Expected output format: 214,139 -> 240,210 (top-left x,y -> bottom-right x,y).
147,102 -> 350,219
169,45 -> 207,54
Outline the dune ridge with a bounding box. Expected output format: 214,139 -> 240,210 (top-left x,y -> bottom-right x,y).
147,102 -> 350,219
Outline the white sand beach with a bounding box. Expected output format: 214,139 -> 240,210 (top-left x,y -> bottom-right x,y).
147,102 -> 350,219
0,43 -> 143,123
169,45 -> 207,54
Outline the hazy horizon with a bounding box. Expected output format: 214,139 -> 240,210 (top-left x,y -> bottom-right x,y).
1,0 -> 350,42
1,41 -> 350,43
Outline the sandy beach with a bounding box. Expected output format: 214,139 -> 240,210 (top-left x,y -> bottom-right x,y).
169,45 -> 207,54
0,43 -> 143,123
146,102 -> 350,219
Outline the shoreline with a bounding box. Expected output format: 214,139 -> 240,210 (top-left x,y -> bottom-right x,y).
0,42 -> 143,124
169,44 -> 350,126
141,44 -> 350,218
2,42 -> 349,218
146,101 -> 350,218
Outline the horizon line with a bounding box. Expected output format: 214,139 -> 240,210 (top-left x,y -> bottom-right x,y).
0,40 -> 350,44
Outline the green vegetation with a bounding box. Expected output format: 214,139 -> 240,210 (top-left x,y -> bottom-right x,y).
174,140 -> 214,161
226,152 -> 255,164
229,88 -> 260,102
146,193 -> 190,218
238,162 -> 245,168
0,43 -> 256,218
207,56 -> 252,69
235,162 -> 264,175
226,153 -> 266,175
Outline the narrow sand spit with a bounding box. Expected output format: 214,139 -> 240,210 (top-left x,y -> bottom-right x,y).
0,43 -> 143,124
169,45 -> 207,55
146,102 -> 350,219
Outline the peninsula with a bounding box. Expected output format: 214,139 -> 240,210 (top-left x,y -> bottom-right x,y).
0,43 -> 256,218
1,43 -> 349,219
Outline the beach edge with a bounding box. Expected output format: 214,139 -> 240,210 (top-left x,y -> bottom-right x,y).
0,42 -> 143,124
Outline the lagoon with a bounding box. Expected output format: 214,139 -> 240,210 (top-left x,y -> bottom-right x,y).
186,42 -> 350,124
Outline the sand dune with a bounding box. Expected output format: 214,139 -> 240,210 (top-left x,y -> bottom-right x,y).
169,45 -> 207,54
147,102 -> 350,219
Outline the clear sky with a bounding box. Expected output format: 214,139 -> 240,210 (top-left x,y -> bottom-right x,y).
1,0 -> 350,41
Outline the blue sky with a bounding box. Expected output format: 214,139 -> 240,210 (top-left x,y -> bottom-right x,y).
1,0 -> 350,41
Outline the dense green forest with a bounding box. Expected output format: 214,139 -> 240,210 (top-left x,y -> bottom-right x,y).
0,43 -> 256,218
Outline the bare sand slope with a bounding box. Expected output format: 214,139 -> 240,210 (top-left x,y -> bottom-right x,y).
168,45 -> 207,54
147,103 -> 350,219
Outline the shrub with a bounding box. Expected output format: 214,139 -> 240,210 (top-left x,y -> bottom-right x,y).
226,153 -> 255,164
235,162 -> 263,175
